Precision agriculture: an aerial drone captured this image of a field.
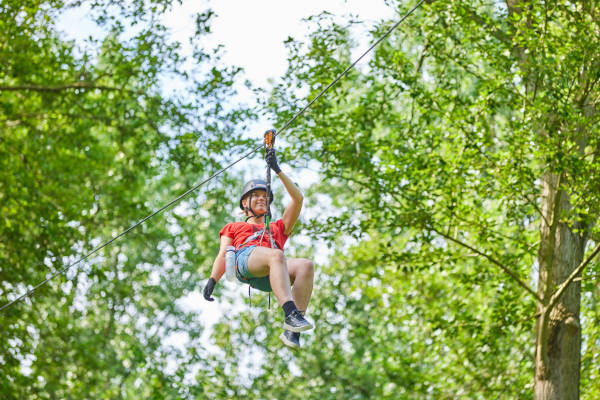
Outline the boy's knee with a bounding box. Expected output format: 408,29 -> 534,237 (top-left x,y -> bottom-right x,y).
301,259 -> 314,276
268,249 -> 285,266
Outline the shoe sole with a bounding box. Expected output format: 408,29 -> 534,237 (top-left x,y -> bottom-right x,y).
279,333 -> 300,349
283,321 -> 313,333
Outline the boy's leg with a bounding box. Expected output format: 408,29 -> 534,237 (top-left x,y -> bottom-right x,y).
280,258 -> 315,349
286,258 -> 314,312
246,247 -> 313,333
246,246 -> 293,306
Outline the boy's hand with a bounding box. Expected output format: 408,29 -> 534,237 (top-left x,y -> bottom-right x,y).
266,148 -> 281,174
203,277 -> 216,301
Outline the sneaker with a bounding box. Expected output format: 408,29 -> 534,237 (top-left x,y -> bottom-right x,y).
283,310 -> 313,332
280,330 -> 300,349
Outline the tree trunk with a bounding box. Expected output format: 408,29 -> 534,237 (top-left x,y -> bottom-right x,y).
535,172 -> 586,400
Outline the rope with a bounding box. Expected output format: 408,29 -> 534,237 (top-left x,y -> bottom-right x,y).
0,0 -> 427,312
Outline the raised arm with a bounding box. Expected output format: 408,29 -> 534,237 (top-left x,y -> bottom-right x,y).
278,171 -> 303,235
265,147 -> 304,235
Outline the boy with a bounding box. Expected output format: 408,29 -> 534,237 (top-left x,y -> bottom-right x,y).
203,147 -> 314,349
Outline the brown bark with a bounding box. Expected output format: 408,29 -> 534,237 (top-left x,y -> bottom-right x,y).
535,173 -> 586,400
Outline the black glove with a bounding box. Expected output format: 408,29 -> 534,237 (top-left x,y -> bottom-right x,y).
265,148 -> 281,174
203,277 -> 216,301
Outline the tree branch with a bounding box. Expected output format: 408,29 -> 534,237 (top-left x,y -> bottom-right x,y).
334,172 -> 543,303
545,241 -> 600,315
524,192 -> 551,228
447,210 -> 537,250
415,37 -> 429,75
431,227 -> 543,303
0,82 -> 139,94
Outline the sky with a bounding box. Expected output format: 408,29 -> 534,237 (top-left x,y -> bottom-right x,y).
164,0 -> 397,88
58,0 -> 397,91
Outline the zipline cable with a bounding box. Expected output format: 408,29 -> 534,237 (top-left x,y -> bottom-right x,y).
0,0 -> 427,312
274,0 -> 427,140
0,150 -> 256,312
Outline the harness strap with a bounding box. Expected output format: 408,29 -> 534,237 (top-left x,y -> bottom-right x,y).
234,263 -> 247,282
264,216 -> 278,250
241,228 -> 280,249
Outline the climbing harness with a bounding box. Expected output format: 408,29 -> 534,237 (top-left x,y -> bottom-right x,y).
240,229 -> 281,249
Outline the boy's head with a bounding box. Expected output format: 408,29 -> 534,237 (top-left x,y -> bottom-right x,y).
239,179 -> 273,216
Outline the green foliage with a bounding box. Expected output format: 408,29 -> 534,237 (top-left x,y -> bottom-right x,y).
2,0 -> 600,398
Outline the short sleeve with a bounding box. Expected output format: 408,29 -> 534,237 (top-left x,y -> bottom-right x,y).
220,223 -> 235,238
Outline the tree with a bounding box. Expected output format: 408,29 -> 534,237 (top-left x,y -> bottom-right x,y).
261,1 -> 599,398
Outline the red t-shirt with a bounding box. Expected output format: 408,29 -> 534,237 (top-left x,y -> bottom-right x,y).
220,219 -> 290,250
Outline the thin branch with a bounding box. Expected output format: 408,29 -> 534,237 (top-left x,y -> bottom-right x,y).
525,239 -> 541,255
582,148 -> 598,160
415,37 -> 429,75
448,211 -> 536,250
450,310 -> 540,330
432,227 -> 543,303
524,192 -> 551,228
0,82 -> 141,94
545,241 -> 600,314
460,5 -> 511,45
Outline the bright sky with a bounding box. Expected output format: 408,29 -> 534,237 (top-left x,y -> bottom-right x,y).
59,0 -> 396,88
164,0 -> 396,88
